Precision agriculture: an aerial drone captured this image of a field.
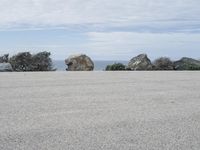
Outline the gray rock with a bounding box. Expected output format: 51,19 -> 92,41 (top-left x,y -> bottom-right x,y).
0,63 -> 13,72
0,54 -> 9,63
65,54 -> 94,71
128,54 -> 152,70
174,57 -> 200,70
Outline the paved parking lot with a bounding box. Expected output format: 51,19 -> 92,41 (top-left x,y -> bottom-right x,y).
0,71 -> 200,150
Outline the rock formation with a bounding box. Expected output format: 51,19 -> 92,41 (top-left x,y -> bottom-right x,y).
0,54 -> 13,72
0,63 -> 13,72
128,54 -> 152,70
65,54 -> 94,71
174,57 -> 200,70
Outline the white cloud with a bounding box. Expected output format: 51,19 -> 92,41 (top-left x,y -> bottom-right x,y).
0,0 -> 200,60
84,31 -> 200,60
0,0 -> 200,32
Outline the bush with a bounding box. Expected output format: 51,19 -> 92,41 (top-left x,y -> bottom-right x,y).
105,63 -> 126,71
183,64 -> 200,70
9,51 -> 55,71
31,52 -> 54,71
0,54 -> 9,63
153,57 -> 174,70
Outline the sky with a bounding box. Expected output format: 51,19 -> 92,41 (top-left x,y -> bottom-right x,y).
0,0 -> 200,60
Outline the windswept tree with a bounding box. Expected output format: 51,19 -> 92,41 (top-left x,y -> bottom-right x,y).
0,54 -> 9,63
9,52 -> 32,71
9,51 -> 55,71
31,51 -> 54,71
153,57 -> 174,70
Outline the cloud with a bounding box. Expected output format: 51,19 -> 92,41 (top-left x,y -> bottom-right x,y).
84,31 -> 200,60
0,0 -> 200,33
1,0 -> 200,60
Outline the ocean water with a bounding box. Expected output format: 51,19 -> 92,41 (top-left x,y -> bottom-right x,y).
53,60 -> 128,71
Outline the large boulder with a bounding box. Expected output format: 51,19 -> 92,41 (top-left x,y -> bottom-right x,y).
128,54 -> 152,70
174,57 -> 200,70
65,54 -> 94,71
0,54 -> 9,63
0,63 -> 13,72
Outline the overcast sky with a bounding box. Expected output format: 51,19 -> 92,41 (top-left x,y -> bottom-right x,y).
0,0 -> 200,60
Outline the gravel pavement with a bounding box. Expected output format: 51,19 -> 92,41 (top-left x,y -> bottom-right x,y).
0,71 -> 200,150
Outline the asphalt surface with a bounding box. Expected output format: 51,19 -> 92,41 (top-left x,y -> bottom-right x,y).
0,71 -> 200,150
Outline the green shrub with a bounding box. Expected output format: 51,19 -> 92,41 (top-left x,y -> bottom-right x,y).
105,63 -> 126,71
184,64 -> 200,70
